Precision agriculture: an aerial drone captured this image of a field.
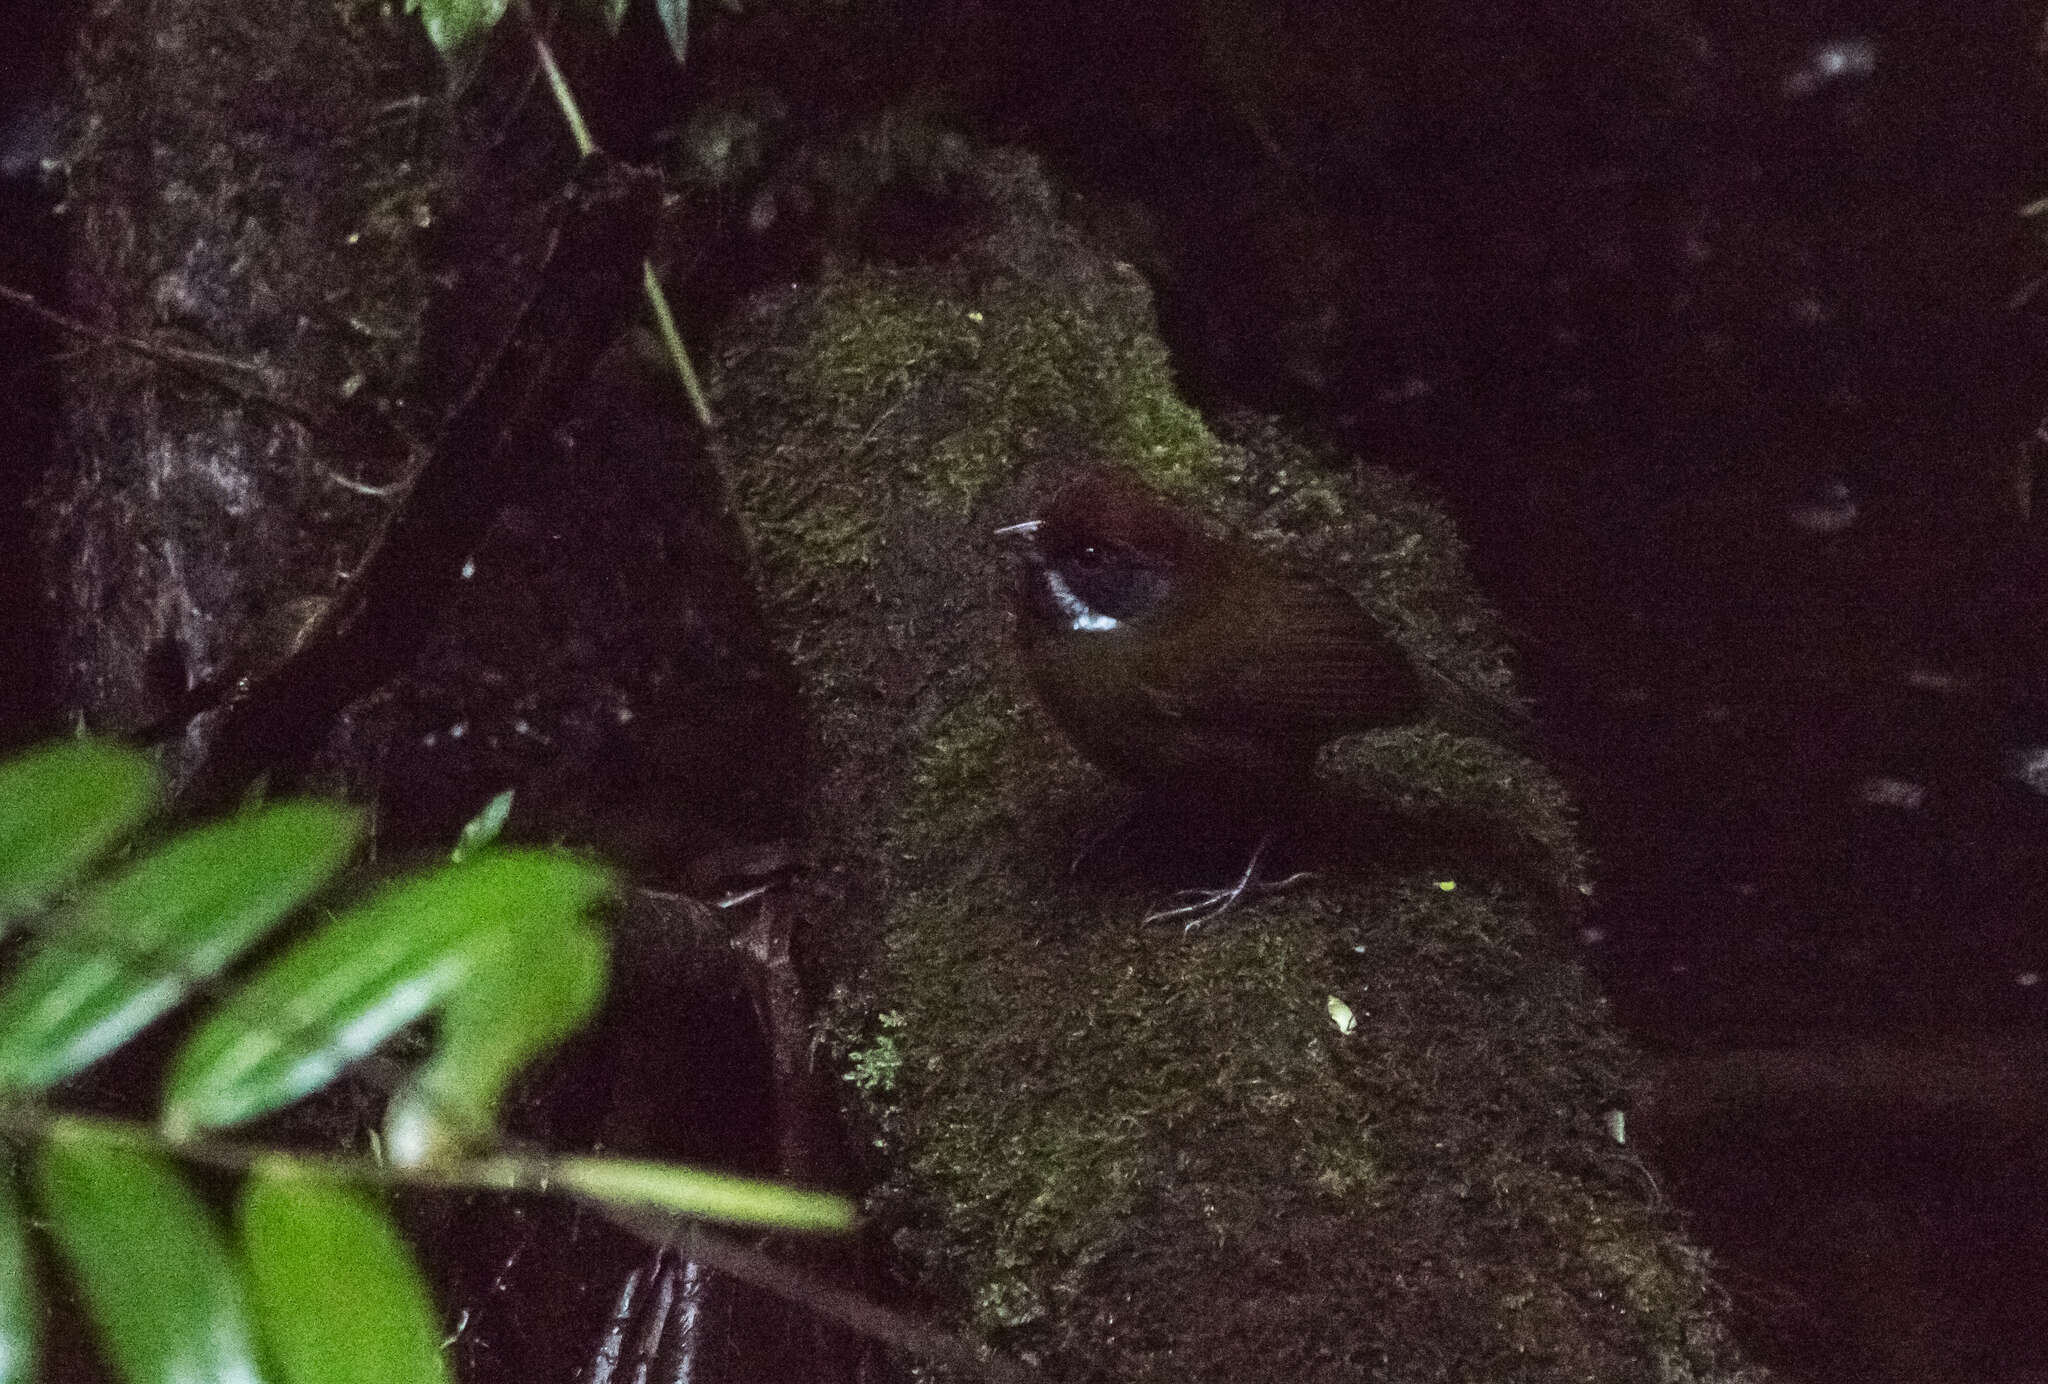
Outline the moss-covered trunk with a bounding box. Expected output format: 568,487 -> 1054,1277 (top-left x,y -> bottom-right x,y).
715,149 -> 1766,1382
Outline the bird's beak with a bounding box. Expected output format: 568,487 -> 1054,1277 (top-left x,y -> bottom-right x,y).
993,519 -> 1043,545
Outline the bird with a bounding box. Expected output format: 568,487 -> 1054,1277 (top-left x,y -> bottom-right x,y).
997,466 -> 1527,922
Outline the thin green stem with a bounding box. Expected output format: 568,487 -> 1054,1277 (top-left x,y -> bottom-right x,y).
643,261 -> 717,430
513,1 -> 714,428
524,17 -> 596,159
7,1109 -> 847,1229
2,1109 -> 1018,1379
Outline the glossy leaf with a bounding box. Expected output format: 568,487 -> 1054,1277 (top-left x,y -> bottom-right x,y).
35,1123 -> 267,1384
0,1167 -> 36,1384
163,851 -> 612,1138
382,906 -> 607,1167
653,0 -> 688,67
239,1164 -> 451,1384
0,801 -> 364,1093
554,1156 -> 856,1232
0,739 -> 157,925
414,0 -> 510,52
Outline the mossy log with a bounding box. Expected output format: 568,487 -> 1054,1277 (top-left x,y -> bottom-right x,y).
713,150 -> 1767,1383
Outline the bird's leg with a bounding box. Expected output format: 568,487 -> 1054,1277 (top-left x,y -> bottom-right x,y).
1143,832 -> 1315,932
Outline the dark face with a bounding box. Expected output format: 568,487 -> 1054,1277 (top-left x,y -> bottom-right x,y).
1026,525 -> 1174,630
1004,473 -> 1198,635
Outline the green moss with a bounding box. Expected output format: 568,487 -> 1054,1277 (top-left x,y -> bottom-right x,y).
724,272 -> 1223,607
893,691 -> 1029,874
877,894 -> 1388,1337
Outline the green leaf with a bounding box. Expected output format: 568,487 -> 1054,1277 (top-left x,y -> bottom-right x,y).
0,1165 -> 37,1384
653,0 -> 689,66
414,0 -> 510,52
163,851 -> 612,1138
449,789 -> 513,863
382,907 -> 607,1166
239,1164 -> 451,1384
0,739 -> 157,925
554,1156 -> 856,1232
35,1122 -> 268,1384
0,801 -> 364,1093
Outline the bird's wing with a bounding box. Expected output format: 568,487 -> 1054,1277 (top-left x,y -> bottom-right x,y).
1140,571 -> 1426,733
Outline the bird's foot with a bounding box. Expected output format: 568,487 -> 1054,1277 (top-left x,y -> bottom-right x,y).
1143,834 -> 1315,932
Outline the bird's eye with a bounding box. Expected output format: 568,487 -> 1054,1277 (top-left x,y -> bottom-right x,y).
1053,540 -> 1170,622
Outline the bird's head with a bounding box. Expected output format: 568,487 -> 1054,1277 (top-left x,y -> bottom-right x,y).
997,470 -> 1211,637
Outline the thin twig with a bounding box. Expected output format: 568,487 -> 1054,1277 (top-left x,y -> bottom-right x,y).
0,281 -> 319,428
589,1204 -> 1039,1384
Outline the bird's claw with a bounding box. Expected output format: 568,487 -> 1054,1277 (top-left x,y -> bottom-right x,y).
1145,871 -> 1316,931
1142,834 -> 1314,930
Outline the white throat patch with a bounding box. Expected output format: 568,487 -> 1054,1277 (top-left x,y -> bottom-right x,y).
1044,568 -> 1120,632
